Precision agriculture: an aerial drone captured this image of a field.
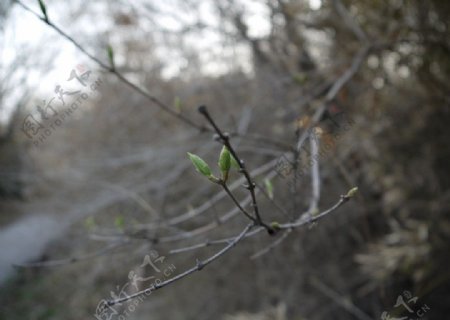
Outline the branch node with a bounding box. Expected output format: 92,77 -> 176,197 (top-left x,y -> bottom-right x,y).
196,259 -> 205,271
198,105 -> 208,115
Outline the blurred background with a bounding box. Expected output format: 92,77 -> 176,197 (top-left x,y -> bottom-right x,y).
0,0 -> 449,319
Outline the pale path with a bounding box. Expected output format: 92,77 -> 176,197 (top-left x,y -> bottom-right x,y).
0,214 -> 66,284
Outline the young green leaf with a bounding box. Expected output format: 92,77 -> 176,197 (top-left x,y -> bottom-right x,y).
218,146 -> 231,181
107,45 -> 115,70
187,152 -> 212,177
230,154 -> 240,169
38,0 -> 49,22
264,178 -> 274,199
345,186 -> 358,198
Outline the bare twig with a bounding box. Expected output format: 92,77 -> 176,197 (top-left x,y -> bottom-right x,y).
308,129 -> 321,213
169,191 -> 355,255
250,229 -> 292,259
280,191 -> 354,229
331,0 -> 368,43
221,183 -> 259,224
14,240 -> 128,268
106,223 -> 254,306
254,181 -> 291,220
169,227 -> 263,255
310,276 -> 372,320
13,0 -> 206,132
295,45 -> 370,152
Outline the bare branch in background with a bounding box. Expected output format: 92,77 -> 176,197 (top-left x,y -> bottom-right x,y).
331,0 -> 368,43
13,0 -> 207,132
308,128 -> 321,214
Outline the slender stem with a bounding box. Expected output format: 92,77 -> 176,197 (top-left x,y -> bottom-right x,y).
197,106 -> 274,234
221,182 -> 258,224
295,45 -> 370,152
250,229 -> 292,259
13,0 -> 207,132
13,240 -> 128,268
168,191 -> 354,255
308,130 -> 321,213
280,194 -> 351,229
107,223 -> 253,306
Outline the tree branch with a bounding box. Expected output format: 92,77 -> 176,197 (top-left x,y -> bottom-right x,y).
197,105 -> 274,234
13,0 -> 207,132
106,223 -> 254,306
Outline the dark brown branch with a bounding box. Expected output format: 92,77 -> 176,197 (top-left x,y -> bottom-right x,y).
197,105 -> 275,234
221,182 -> 258,224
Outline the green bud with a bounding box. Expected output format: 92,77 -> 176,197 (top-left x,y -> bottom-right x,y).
218,146 -> 231,181
270,221 -> 281,230
187,152 -> 212,177
38,0 -> 48,22
310,208 -> 319,216
346,187 -> 358,198
264,178 -> 274,199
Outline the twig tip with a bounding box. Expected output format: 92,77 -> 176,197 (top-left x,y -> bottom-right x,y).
198,105 -> 208,114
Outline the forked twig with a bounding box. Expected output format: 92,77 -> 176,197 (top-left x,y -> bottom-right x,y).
197,105 -> 274,234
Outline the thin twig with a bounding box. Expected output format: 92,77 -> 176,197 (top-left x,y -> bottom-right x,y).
280,192 -> 352,229
197,105 -> 274,234
161,156 -> 275,227
106,223 -> 254,306
169,191 -> 354,255
308,129 -> 321,213
250,228 -> 292,259
14,240 -> 128,268
331,0 -> 368,43
254,181 -> 291,220
169,227 -> 263,254
221,183 -> 258,224
310,276 -> 372,320
13,0 -> 206,132
295,45 -> 371,152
